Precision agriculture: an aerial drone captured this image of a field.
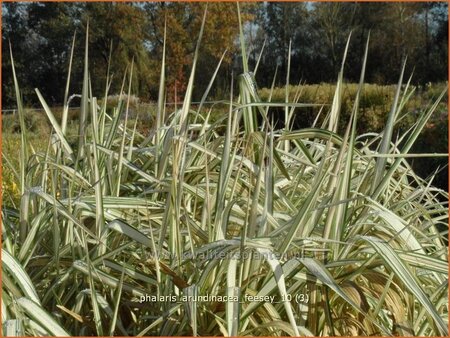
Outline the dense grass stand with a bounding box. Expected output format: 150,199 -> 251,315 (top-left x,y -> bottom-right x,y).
2,9 -> 448,337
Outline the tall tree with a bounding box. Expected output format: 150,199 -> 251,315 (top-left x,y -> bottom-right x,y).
26,2 -> 80,104
2,3 -> 34,107
255,2 -> 310,85
81,3 -> 152,97
311,3 -> 358,77
419,2 -> 448,82
145,2 -> 253,101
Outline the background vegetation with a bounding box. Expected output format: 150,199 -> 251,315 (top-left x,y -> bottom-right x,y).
2,2 -> 448,107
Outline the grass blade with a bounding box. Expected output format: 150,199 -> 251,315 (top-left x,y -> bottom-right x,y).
360,236 -> 448,335
16,298 -> 70,336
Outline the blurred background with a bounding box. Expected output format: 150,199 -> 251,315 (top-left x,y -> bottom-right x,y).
2,2 -> 448,105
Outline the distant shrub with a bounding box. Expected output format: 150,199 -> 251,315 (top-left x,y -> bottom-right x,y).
2,110 -> 50,136
258,82 -> 447,135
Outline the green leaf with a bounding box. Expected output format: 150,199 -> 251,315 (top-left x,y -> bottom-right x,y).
16,298 -> 71,336
360,236 -> 448,335
2,250 -> 40,304
107,219 -> 151,248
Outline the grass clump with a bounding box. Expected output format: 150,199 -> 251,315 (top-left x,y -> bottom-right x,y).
259,82 -> 448,133
2,10 -> 448,337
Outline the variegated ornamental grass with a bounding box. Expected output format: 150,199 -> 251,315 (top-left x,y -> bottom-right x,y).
2,8 -> 448,337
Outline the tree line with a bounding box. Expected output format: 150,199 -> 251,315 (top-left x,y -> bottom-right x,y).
2,2 -> 448,108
